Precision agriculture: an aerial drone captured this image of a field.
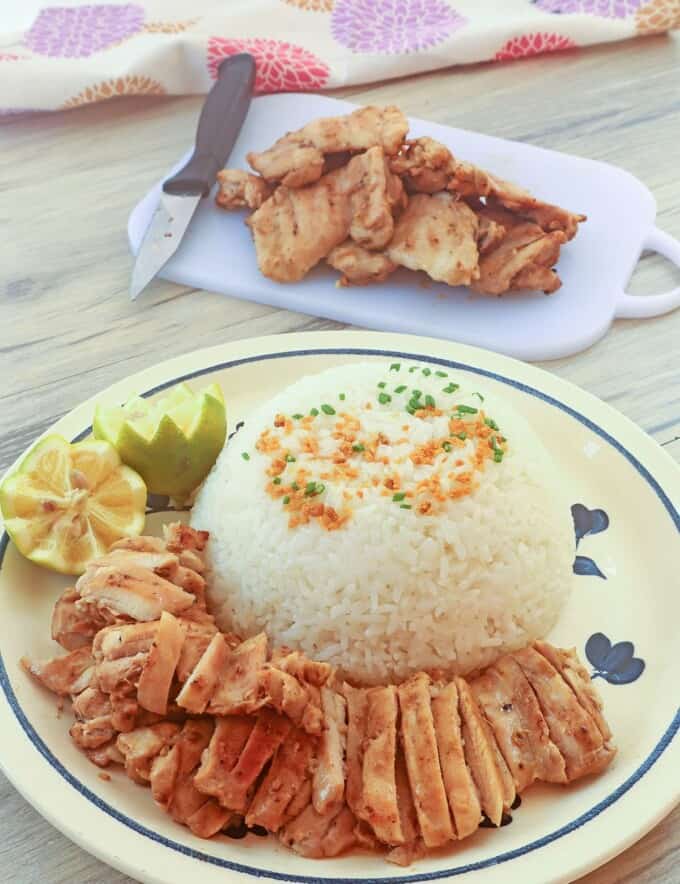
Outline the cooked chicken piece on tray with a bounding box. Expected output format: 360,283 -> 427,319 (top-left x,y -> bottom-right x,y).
216,169 -> 273,210
327,242 -> 396,286
390,135 -> 456,194
386,193 -> 479,287
247,105 -> 408,188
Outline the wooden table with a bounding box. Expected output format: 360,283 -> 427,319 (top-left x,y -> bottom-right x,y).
1,32 -> 678,884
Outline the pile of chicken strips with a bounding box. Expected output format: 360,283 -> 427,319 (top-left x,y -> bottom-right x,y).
24,523 -> 615,866
216,106 -> 585,294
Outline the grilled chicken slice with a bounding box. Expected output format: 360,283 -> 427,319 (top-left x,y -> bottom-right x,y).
176,633 -> 231,714
186,800 -> 235,838
150,719 -> 214,811
21,647 -> 94,696
472,668 -> 538,793
346,145 -> 405,250
70,687 -> 116,750
86,739 -> 125,768
387,746 -> 424,865
110,535 -> 166,554
512,647 -> 615,780
398,672 -> 454,848
216,169 -> 273,210
194,716 -> 255,805
390,136 -> 454,194
163,523 -> 209,554
279,803 -> 344,859
93,621 -> 158,661
269,649 -> 331,687
282,778 -> 313,825
95,652 -> 147,694
246,728 -> 316,832
360,685 -> 403,845
313,687 -> 347,815
208,632 -> 268,715
137,612 -> 185,715
51,587 -> 104,650
92,548 -> 179,582
431,680 -> 482,838
492,656 -> 566,784
386,193 -> 479,287
117,722 -> 182,784
321,806 -> 358,857
76,563 -> 195,622
258,665 -> 316,732
455,676 -> 506,826
210,709 -> 291,813
534,641 -> 612,742
327,241 -> 396,286
342,684 -> 368,817
176,620 -> 220,683
247,105 -> 408,188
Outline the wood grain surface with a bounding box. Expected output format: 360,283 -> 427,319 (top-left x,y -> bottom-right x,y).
0,32 -> 678,884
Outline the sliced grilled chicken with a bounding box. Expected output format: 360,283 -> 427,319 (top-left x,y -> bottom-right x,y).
21,647 -> 94,696
246,728 -> 316,832
455,676 -> 505,826
387,745 -> 424,865
92,548 -> 179,582
137,611 -> 185,715
313,687 -> 347,815
212,709 -> 291,812
512,647 -> 615,780
51,587 -> 104,650
93,621 -> 158,661
282,778 -> 313,825
269,648 -> 332,686
492,656 -> 567,784
360,685 -> 403,845
76,563 -> 195,622
398,672 -> 454,848
163,523 -> 209,554
320,806 -> 358,857
534,641 -> 612,742
175,620 -> 220,682
86,739 -> 125,768
150,719 -> 214,811
343,683 -> 368,818
194,716 -> 255,806
95,652 -> 147,694
208,632 -> 268,715
258,665 -> 315,730
431,680 -> 482,838
176,632 -> 230,714
117,722 -> 182,784
186,801 -> 235,839
279,803 -> 344,859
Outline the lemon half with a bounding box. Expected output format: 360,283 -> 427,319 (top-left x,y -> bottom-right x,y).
0,435 -> 147,575
93,382 -> 226,501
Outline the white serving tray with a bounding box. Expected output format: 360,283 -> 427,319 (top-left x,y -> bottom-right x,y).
128,94 -> 680,362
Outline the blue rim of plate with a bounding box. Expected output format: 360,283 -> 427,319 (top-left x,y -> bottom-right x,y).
0,346 -> 678,884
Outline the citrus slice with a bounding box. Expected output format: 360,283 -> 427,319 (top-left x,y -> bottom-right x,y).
0,435 -> 147,575
93,382 -> 227,500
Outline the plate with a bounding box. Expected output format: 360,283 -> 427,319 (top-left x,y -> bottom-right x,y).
1,330 -> 678,884
128,94 -> 680,362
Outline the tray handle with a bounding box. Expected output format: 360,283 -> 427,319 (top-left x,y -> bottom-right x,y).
615,227 -> 680,319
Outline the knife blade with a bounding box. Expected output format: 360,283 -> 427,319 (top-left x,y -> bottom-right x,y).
130,53 -> 255,301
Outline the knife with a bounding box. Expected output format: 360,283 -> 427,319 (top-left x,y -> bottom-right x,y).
130,53 -> 255,300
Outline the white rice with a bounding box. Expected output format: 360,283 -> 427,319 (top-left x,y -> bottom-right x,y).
191,361 -> 575,684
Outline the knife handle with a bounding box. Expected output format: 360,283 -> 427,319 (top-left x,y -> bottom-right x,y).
163,54 -> 255,198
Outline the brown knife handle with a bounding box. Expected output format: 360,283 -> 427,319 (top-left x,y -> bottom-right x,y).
163,54 -> 255,198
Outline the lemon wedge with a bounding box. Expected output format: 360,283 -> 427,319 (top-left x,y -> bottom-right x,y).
93,382 -> 226,500
0,435 -> 147,575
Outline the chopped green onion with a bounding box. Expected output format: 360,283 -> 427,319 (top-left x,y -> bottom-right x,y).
352,443 -> 365,452
282,496 -> 290,505
409,366 -> 419,373
378,382 -> 387,389
291,482 -> 300,491
272,477 -> 282,485
408,399 -> 421,411
455,405 -> 478,414
425,394 -> 435,408
390,363 -> 401,372
484,417 -> 499,431
435,370 -> 448,377
305,481 -> 317,495
394,384 -> 407,394
378,392 -> 391,405
422,367 -> 431,376
292,413 -> 303,420
400,504 -> 412,510
406,405 -> 416,415
489,436 -> 502,453
241,452 -> 250,461
285,454 -> 296,463
456,432 -> 467,441
339,393 -> 346,401
494,451 -> 504,463
472,392 -> 485,402
392,492 -> 406,502
442,441 -> 452,452
321,404 -> 336,415
310,408 -> 319,416
443,383 -> 460,394
411,389 -> 422,399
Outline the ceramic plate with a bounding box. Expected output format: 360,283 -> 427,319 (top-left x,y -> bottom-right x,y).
1,331 -> 678,884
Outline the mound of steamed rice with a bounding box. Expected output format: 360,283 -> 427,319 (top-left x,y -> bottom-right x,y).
191,361 -> 575,685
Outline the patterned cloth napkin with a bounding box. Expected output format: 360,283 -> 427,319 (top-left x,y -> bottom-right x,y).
1,1 -> 678,113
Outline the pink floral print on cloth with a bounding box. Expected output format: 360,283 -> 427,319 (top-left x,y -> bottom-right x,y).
207,37 -> 330,92
495,32 -> 577,60
24,4 -> 145,57
331,0 -> 465,53
533,0 -> 644,16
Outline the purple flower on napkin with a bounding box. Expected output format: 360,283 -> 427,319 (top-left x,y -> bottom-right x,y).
332,0 -> 466,54
533,0 -> 644,17
25,4 -> 145,58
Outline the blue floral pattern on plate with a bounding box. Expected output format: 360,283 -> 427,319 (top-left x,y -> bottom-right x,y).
572,503 -> 609,579
586,632 -> 645,685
